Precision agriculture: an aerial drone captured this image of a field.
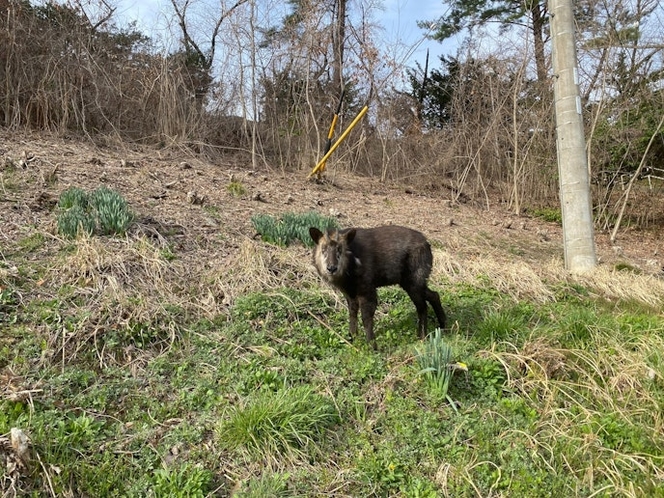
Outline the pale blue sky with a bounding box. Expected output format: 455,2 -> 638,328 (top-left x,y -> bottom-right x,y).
113,0 -> 453,68
381,0 -> 452,66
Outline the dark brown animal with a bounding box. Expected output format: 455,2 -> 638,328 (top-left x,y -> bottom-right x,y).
309,225 -> 446,348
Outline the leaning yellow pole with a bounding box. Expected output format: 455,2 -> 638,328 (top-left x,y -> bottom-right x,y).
309,106 -> 368,178
315,115 -> 340,175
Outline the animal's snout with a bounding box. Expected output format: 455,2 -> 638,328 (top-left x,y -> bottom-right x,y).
326,264 -> 338,274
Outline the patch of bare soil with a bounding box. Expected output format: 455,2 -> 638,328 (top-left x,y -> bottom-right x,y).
1,129 -> 662,282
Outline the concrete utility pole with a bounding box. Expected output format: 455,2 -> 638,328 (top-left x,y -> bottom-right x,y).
549,0 -> 597,272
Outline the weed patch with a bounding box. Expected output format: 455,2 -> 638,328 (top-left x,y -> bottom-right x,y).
226,180 -> 246,197
152,463 -> 213,498
251,211 -> 339,247
531,207 -> 563,224
416,328 -> 465,403
3,229 -> 664,497
217,386 -> 339,463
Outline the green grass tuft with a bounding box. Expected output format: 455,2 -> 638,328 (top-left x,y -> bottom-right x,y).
531,207 -> 563,224
217,386 -> 339,461
58,186 -> 89,210
152,463 -> 212,498
227,180 -> 246,197
235,472 -> 291,498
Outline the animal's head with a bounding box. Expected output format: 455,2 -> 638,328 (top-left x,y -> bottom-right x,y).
309,227 -> 356,279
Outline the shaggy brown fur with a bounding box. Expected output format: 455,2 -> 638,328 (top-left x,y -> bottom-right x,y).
309,225 -> 446,348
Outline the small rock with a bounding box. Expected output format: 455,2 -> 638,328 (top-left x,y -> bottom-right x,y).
180,162 -> 191,170
10,428 -> 30,463
186,191 -> 205,205
285,194 -> 294,205
646,368 -> 656,380
329,207 -> 342,218
202,217 -> 218,227
252,192 -> 265,202
502,219 -> 513,229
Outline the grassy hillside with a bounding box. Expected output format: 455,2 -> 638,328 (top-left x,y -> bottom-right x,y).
1,135 -> 664,497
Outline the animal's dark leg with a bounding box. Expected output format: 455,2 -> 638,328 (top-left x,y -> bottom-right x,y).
405,285 -> 429,339
346,295 -> 359,339
359,292 -> 378,349
426,288 -> 446,330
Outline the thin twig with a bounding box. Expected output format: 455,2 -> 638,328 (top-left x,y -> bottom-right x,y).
610,112 -> 664,242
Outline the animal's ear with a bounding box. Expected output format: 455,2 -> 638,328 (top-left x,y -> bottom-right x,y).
344,228 -> 356,244
309,227 -> 323,244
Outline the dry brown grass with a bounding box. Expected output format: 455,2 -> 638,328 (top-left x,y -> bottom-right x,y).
571,267 -> 664,309
203,239 -> 324,309
432,249 -> 557,302
432,247 -> 664,310
40,234 -> 193,366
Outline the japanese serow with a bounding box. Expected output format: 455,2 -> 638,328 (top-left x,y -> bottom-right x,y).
309,225 -> 446,348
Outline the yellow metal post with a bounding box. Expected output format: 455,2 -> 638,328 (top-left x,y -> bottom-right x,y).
309,106 -> 368,178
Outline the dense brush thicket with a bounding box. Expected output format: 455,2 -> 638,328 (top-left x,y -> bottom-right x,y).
0,0 -> 206,139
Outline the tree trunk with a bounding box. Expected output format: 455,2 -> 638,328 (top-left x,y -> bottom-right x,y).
530,1 -> 548,84
332,0 -> 346,94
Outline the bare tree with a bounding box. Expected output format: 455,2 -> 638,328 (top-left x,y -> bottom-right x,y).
169,0 -> 249,100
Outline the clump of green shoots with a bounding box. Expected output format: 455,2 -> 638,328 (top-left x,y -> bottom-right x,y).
89,186 -> 133,235
416,328 -> 466,407
58,186 -> 89,210
251,211 -> 339,247
57,205 -> 96,238
57,185 -> 134,238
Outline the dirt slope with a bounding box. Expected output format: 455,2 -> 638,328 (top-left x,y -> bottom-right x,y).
1,129 -> 662,279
